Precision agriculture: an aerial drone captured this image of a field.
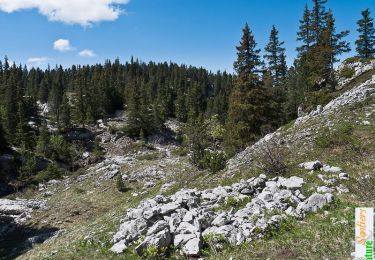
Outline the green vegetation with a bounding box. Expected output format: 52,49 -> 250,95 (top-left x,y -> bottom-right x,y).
339,67 -> 355,79
116,174 -> 126,192
34,163 -> 65,183
356,8 -> 375,59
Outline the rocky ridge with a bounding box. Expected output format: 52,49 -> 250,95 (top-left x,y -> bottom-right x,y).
227,71 -> 375,172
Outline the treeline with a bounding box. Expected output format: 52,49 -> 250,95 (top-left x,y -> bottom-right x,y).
0,0 -> 374,163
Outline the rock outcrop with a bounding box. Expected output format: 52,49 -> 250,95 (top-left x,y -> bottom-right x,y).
110,174 -> 333,256
0,199 -> 46,238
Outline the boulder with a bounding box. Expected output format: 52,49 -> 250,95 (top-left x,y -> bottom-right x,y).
296,193 -> 334,215
147,220 -> 169,236
135,230 -> 172,256
182,237 -> 202,256
299,161 -> 323,171
278,176 -> 304,190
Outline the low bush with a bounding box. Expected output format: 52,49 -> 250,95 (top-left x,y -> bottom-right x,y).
136,152 -> 159,161
171,146 -> 188,157
255,141 -> 287,175
201,150 -> 227,174
116,173 -> 127,192
34,163 -> 64,183
339,67 -> 355,79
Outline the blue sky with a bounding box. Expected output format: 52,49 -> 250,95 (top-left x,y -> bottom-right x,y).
0,0 -> 373,72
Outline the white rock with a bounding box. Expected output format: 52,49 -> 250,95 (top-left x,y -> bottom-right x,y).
321,165 -> 342,173
110,240 -> 127,254
278,176 -> 304,190
317,186 -> 334,193
182,237 -> 201,256
297,193 -> 334,215
299,161 -> 323,171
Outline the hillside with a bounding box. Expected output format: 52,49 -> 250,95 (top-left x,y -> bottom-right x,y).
0,60 -> 374,259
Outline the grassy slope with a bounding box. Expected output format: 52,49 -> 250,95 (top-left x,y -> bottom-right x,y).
10,70 -> 375,260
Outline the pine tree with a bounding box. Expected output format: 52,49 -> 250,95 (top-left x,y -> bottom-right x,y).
15,100 -> 33,150
264,25 -> 287,87
297,4 -> 313,55
4,71 -> 17,141
225,23 -> 266,154
60,94 -> 72,130
311,0 -> 328,42
36,121 -> 50,157
49,66 -> 64,126
356,8 -> 375,58
72,68 -> 87,126
324,10 -> 351,86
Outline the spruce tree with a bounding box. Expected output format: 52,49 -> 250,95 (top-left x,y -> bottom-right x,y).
324,10 -> 351,86
60,94 -> 71,130
225,23 -> 266,154
297,4 -> 313,56
356,8 -> 375,59
311,0 -> 328,42
36,121 -> 50,157
264,25 -> 287,87
15,100 -> 33,150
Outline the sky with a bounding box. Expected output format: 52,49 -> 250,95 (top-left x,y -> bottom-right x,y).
0,0 -> 373,72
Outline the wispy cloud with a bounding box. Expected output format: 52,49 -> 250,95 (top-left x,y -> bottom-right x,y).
27,57 -> 52,66
53,39 -> 73,52
79,49 -> 96,57
0,0 -> 130,26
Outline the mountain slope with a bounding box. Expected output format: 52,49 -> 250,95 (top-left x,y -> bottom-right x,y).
1,62 -> 374,259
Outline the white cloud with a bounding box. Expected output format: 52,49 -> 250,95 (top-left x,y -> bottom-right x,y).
0,0 -> 130,26
27,57 -> 52,66
53,39 -> 73,52
79,49 -> 97,57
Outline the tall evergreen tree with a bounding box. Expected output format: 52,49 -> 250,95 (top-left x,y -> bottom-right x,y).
264,25 -> 287,87
297,5 -> 314,55
225,23 -> 266,154
60,94 -> 71,130
355,8 -> 375,58
311,0 -> 328,42
324,10 -> 351,85
36,121 -> 50,157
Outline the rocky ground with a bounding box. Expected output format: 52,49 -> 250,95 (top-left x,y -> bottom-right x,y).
0,61 -> 374,259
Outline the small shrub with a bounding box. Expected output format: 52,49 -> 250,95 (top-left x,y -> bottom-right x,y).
202,233 -> 226,256
108,125 -> 118,135
137,152 -> 159,161
50,135 -> 76,164
116,173 -> 126,192
92,138 -> 104,159
255,141 -> 287,175
339,67 -> 355,79
123,142 -> 154,155
34,163 -> 64,183
19,152 -> 39,182
172,146 -> 188,157
201,150 -> 227,174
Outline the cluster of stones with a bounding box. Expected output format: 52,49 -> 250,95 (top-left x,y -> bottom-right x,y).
0,199 -> 46,238
299,161 -> 350,194
110,174 -> 333,257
